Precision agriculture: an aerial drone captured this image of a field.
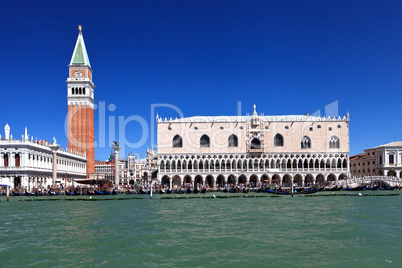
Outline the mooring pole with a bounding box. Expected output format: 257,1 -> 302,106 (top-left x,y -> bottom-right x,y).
150,184 -> 153,199
6,185 -> 10,202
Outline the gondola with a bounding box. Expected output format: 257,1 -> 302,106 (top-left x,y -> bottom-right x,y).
242,188 -> 249,193
365,185 -> 379,191
12,191 -> 28,196
159,189 -> 166,194
87,190 -> 96,195
104,190 -> 112,195
193,188 -> 199,194
343,186 -> 365,191
65,190 -> 75,195
186,188 -> 192,194
324,186 -> 339,191
112,189 -> 119,195
94,190 -> 104,195
229,188 -> 238,193
166,189 -> 173,194
267,187 -> 317,195
200,188 -> 206,193
221,188 -> 228,193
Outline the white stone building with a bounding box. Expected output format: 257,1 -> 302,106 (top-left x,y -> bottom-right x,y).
350,141 -> 402,178
0,124 -> 87,190
157,106 -> 350,187
95,153 -> 146,185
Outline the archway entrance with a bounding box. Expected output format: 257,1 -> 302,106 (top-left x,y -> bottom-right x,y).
173,176 -> 181,186
338,173 -> 347,181
282,174 -> 292,187
14,177 -> 21,189
195,175 -> 203,187
387,170 -> 396,177
294,174 -> 303,187
305,174 -> 314,186
216,175 -> 225,187
238,174 -> 247,185
161,176 -> 170,186
206,175 -> 214,187
184,175 -> 192,184
327,174 -> 337,183
249,174 -> 258,186
316,174 -> 325,186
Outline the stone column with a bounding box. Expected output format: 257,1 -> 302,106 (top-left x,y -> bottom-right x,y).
50,144 -> 60,188
112,143 -> 121,186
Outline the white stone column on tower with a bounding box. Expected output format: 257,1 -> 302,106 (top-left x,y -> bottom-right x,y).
112,142 -> 121,186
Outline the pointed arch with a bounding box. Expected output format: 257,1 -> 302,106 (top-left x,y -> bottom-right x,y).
228,134 -> 238,147
301,136 -> 311,149
251,138 -> 261,149
329,136 -> 340,149
274,134 -> 284,146
200,135 -> 210,147
173,135 -> 183,148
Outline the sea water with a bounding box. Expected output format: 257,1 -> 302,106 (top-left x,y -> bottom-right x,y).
0,193 -> 401,267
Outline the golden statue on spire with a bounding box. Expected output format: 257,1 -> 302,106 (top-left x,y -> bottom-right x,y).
78,25 -> 82,32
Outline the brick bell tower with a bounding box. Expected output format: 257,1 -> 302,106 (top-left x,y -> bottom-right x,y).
67,25 -> 95,177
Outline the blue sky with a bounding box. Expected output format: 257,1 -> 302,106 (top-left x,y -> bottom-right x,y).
1,0 -> 401,160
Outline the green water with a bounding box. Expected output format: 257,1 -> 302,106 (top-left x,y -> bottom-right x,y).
0,193 -> 401,267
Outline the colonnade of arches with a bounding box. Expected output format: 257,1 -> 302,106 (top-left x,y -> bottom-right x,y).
159,154 -> 349,174
159,173 -> 348,187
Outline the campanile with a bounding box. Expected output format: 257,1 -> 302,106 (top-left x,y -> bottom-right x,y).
67,26 -> 95,176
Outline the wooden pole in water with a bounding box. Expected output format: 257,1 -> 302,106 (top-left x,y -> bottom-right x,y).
291,180 -> 294,197
150,184 -> 153,199
6,185 -> 10,202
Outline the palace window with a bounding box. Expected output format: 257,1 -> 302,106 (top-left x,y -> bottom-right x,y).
15,154 -> 20,167
228,134 -> 238,147
301,136 -> 311,149
250,138 -> 261,149
200,135 -> 210,148
274,134 -> 284,147
329,136 -> 340,149
4,154 -> 9,167
172,135 -> 183,148
389,155 -> 394,164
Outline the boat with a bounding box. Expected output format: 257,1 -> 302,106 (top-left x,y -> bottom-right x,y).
242,188 -> 249,193
13,191 -> 28,196
159,189 -> 166,194
200,188 -> 206,193
193,188 -> 199,194
112,189 -> 119,195
186,187 -> 192,194
267,187 -> 317,195
65,190 -> 75,195
343,186 -> 365,191
221,188 -> 228,193
87,190 -> 96,195
104,190 -> 112,195
94,190 -> 104,195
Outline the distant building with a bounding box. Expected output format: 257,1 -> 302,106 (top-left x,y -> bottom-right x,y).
157,105 -> 350,187
350,141 -> 402,178
0,124 -> 87,190
95,153 -> 146,185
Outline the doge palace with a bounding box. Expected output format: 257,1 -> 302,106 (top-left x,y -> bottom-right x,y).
157,106 -> 350,187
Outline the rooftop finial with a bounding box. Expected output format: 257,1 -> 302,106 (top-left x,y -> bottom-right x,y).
78,25 -> 82,33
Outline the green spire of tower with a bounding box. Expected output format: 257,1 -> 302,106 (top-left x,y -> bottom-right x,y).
70,25 -> 91,68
